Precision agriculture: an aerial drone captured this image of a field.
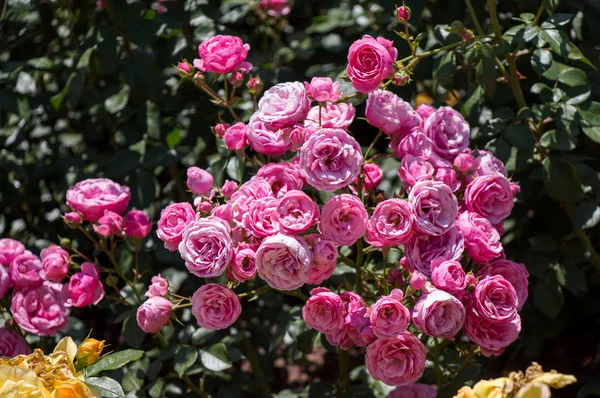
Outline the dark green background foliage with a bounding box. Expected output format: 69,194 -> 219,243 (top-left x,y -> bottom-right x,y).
1,0 -> 600,397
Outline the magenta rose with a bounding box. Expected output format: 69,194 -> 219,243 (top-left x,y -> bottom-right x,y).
319,194 -> 368,246
179,217 -> 234,278
192,284 -> 241,330
256,233 -> 312,290
416,104 -> 436,123
221,180 -> 238,197
465,175 -> 514,224
244,197 -> 280,238
369,289 -> 411,337
302,287 -> 345,334
423,106 -> 470,159
387,384 -> 437,398
357,163 -> 383,191
366,199 -> 413,247
435,166 -> 460,191
255,162 -> 304,198
395,129 -> 445,168
430,258 -> 466,293
404,226 -> 465,276
229,177 -> 273,223
223,122 -> 248,150
40,244 -> 70,282
304,77 -> 341,102
0,327 -> 30,356
398,155 -> 435,187
123,210 -> 152,238
472,150 -> 508,178
256,82 -> 310,129
63,212 -> 82,225
413,289 -> 465,339
247,114 -> 293,156
299,128 -> 363,192
66,178 -> 131,222
365,90 -> 422,139
346,35 -> 397,93
92,210 -> 123,236
193,35 -> 251,74
472,275 -> 518,322
274,190 -> 319,234
186,167 -> 214,196
9,252 -> 43,289
408,180 -> 458,236
64,262 -> 104,307
366,332 -> 427,386
230,245 -> 257,282
478,259 -> 529,309
325,292 -> 374,350
454,152 -> 475,172
156,202 -> 196,251
260,0 -> 291,17
305,103 -> 355,130
136,296 -> 172,333
11,281 -> 69,336
305,234 -> 338,285
0,238 -> 25,266
456,211 -> 503,263
0,266 -> 9,299
145,274 -> 169,298
212,204 -> 234,224
464,310 -> 521,356
410,270 -> 427,290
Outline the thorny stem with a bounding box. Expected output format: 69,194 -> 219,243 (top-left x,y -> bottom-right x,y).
464,0 -> 484,36
355,239 -> 364,293
397,41 -> 464,65
364,130 -> 383,160
337,349 -> 348,397
238,285 -> 271,298
433,339 -> 444,389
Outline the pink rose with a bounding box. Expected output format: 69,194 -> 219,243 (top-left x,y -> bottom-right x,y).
0,327 -> 30,357
213,123 -> 228,137
454,153 -> 474,172
64,212 -> 82,225
366,332 -> 427,386
156,202 -> 196,251
211,204 -> 234,224
319,194 -> 368,246
136,296 -> 172,333
193,35 -> 251,74
430,258 -> 466,293
457,211 -> 503,263
305,103 -> 355,130
356,163 -> 383,191
465,175 -> 514,224
255,162 -> 304,197
303,77 -> 341,102
247,114 -> 293,156
398,155 -> 435,188
404,226 -> 464,276
146,274 -> 169,298
478,259 -> 529,309
177,61 -> 191,77
179,217 -> 234,278
387,384 -> 437,398
230,245 -> 257,282
0,266 -> 9,299
365,90 -> 422,139
64,262 -> 104,307
289,124 -> 314,151
472,275 -> 518,322
123,210 -> 152,238
387,268 -> 404,287
423,106 -> 470,159
435,166 -> 460,191
9,252 -> 43,289
274,190 -> 319,234
191,284 -> 241,330
305,234 -> 338,285
256,233 -> 312,290
299,128 -> 363,192
221,180 -> 238,197
413,289 -> 465,339
186,167 -> 214,195
416,104 -> 436,123
409,181 -> 458,236
260,0 -> 290,17
66,178 -> 131,222
0,238 -> 25,266
244,197 -> 280,238
395,129 -> 445,168
224,122 -> 248,150
93,210 -> 123,236
366,199 -> 413,247
464,310 -> 521,356
11,281 -> 69,336
346,36 -> 397,93
229,177 -> 273,223
256,82 -> 310,129
302,287 -> 345,334
340,292 -> 376,348
472,150 -> 508,178
410,271 -> 427,290
369,289 -> 410,337
40,245 -> 70,282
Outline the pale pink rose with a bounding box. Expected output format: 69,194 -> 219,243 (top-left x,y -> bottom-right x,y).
92,210 -> 123,236
247,114 -> 293,156
413,289 -> 465,339
410,271 -> 427,290
123,210 -> 152,238
63,212 -> 82,225
404,226 -> 464,275
416,104 -> 436,124
289,124 -> 314,151
274,190 -> 319,234
244,197 -> 280,238
430,258 -> 466,293
472,275 -> 518,322
192,284 -> 241,330
302,287 -> 345,334
454,152 -> 475,172
0,266 -> 9,299
66,178 -> 131,222
387,384 -> 437,398
156,202 -> 196,251
472,150 -> 508,178
464,310 -> 521,356
40,245 -> 70,282
223,122 -> 248,150
369,289 -> 410,337
260,0 -> 291,17
11,281 -> 69,336
193,35 -> 251,74
230,245 -> 257,282
398,155 -> 435,187
341,292 -> 376,348
136,296 -> 172,333
179,217 -> 233,278
221,180 -> 238,197
303,77 -> 341,102
366,199 -> 413,247
211,204 -> 234,224
0,327 -> 30,356
256,82 -> 310,129
346,36 -> 397,93
366,332 -> 427,386
255,233 -> 312,290
356,163 -> 383,191
457,211 -> 503,263
319,194 -> 368,246
186,167 -> 214,195
395,129 -> 446,168
9,252 -> 43,289
255,162 -> 304,197
365,90 -> 422,139
478,259 -> 528,309
409,180 -> 458,236
229,177 -> 273,223
305,234 -> 338,285
299,128 -> 363,192
424,106 -> 470,159
0,238 -> 25,266
64,262 -> 104,307
305,103 -> 355,130
465,175 -> 514,224
146,274 -> 169,298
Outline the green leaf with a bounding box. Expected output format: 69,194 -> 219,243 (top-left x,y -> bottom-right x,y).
541,29 -> 568,56
557,67 -> 588,87
85,377 -> 125,398
568,45 -> 597,70
50,73 -> 76,110
106,150 -> 141,179
122,313 -> 146,349
104,85 -> 130,114
573,201 -> 600,230
476,57 -> 497,97
534,277 -> 564,319
539,129 -> 578,151
200,343 -> 232,372
580,102 -> 600,126
484,138 -> 511,163
86,350 -> 145,377
583,126 -> 600,143
460,85 -> 484,121
531,49 -> 553,76
543,0 -> 561,13
166,128 -> 182,148
174,347 -> 198,377
146,100 -> 161,140
76,47 -> 95,71
545,13 -> 574,27
504,124 -> 534,149
542,157 -> 583,203
127,169 -> 157,209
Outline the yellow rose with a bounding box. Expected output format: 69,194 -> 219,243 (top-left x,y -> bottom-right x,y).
528,372 -> 577,389
76,339 -> 105,366
516,382 -> 551,398
51,380 -> 100,398
0,365 -> 50,398
472,378 -> 512,398
454,386 -> 477,398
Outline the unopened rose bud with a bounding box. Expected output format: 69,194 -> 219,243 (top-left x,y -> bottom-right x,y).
106,274 -> 119,289
59,237 -> 71,249
395,5 -> 411,23
230,71 -> 244,88
177,61 -> 193,79
193,71 -> 205,85
393,71 -> 410,86
63,212 -> 82,228
247,76 -> 263,95
76,338 -> 105,366
410,271 -> 426,290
